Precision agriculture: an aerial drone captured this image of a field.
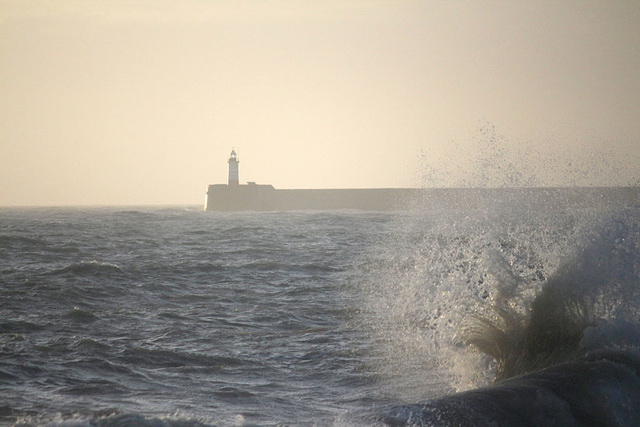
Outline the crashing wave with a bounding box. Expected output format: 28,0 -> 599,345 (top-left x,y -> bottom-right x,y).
379,210 -> 640,425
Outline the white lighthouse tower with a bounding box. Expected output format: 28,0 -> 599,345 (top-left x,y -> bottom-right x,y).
228,149 -> 239,186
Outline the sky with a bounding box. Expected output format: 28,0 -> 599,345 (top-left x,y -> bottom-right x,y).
1,0 -> 639,206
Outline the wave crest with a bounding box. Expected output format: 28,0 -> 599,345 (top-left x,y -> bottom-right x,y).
53,261 -> 126,276
461,209 -> 640,380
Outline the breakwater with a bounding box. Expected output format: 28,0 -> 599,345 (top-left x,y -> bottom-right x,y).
204,184 -> 639,211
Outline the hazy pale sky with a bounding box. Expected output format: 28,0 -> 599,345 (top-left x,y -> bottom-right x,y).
1,0 -> 639,206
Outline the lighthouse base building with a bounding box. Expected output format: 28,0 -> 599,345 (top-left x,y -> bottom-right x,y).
204,183 -> 422,211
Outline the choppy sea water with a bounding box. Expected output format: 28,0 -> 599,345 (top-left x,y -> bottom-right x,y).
1,190 -> 639,426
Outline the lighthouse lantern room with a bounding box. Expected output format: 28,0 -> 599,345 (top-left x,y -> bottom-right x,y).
228,150 -> 239,185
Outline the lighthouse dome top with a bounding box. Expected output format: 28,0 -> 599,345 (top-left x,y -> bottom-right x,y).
229,150 -> 237,159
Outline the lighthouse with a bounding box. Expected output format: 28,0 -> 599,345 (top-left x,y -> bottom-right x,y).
228,149 -> 239,185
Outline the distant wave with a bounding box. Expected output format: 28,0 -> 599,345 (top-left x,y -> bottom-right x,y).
0,320 -> 46,334
113,210 -> 159,219
63,307 -> 99,322
119,346 -> 248,371
0,234 -> 43,247
51,260 -> 126,276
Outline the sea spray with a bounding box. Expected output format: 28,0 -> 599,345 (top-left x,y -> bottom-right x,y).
464,208 -> 640,377
356,190 -> 619,398
416,122 -> 640,189
367,202 -> 640,425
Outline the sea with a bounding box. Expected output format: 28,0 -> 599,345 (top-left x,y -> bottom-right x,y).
1,189 -> 639,426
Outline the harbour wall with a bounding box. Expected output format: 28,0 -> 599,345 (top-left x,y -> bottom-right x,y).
205,184 -> 422,211
204,184 -> 640,211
